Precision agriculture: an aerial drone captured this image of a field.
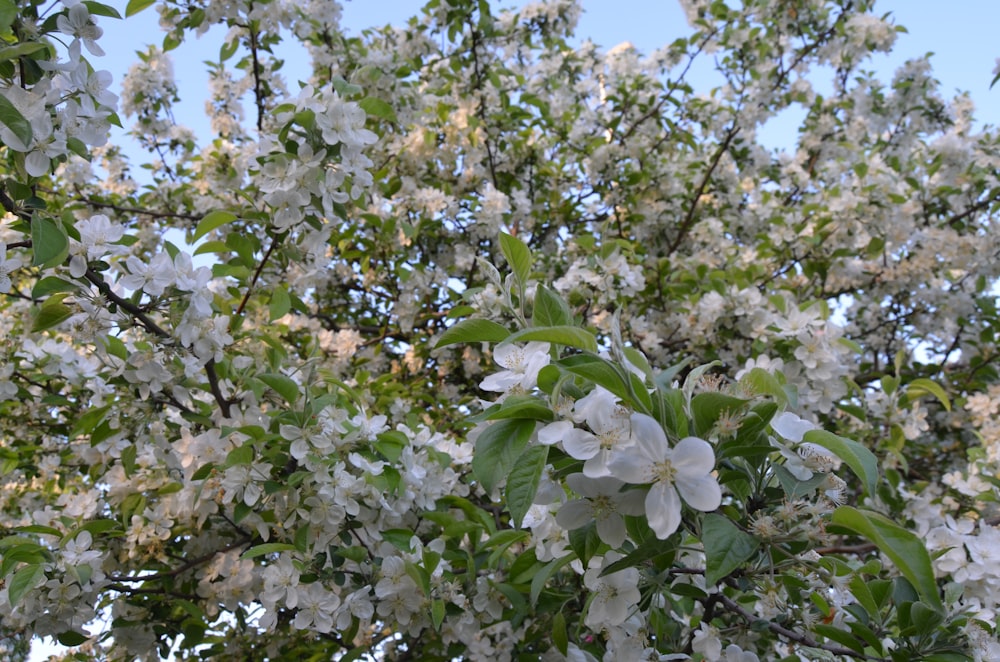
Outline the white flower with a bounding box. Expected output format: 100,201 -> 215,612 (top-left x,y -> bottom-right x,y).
0,243 -> 22,293
479,341 -> 550,393
583,554 -> 641,628
562,387 -> 634,477
56,4 -> 105,56
608,413 -> 721,539
556,473 -> 645,548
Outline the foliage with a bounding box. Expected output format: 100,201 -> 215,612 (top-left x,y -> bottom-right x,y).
0,0 -> 998,660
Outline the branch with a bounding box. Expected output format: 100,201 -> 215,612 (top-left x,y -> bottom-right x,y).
106,534 -> 252,584
84,269 -> 234,417
235,233 -> 282,317
667,123 -> 740,254
715,592 -> 882,660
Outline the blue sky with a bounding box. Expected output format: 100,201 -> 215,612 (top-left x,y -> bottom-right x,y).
93,0 -> 1000,158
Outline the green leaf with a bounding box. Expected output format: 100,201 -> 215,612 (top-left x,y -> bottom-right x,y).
556,353 -> 630,402
703,514 -> 760,585
531,284 -> 572,327
483,529 -> 531,566
56,630 -> 90,646
125,0 -> 156,18
530,553 -> 572,606
504,325 -> 597,353
483,395 -> 554,422
431,598 -> 445,630
121,443 -> 136,478
499,232 -> 532,289
472,418 -> 535,495
8,563 -> 45,606
0,0 -> 17,34
269,287 -> 291,321
690,392 -> 748,438
31,216 -> 69,269
0,92 -> 31,147
257,373 -> 299,405
193,210 -> 237,242
240,543 -> 297,560
435,318 -> 510,348
505,444 -> 548,528
193,240 -> 229,256
12,525 -> 62,537
31,297 -> 73,332
552,611 -> 568,656
773,464 -> 829,499
82,1 -> 122,19
831,506 -> 942,612
31,276 -> 78,299
224,444 -> 254,467
330,76 -> 363,97
803,429 -> 878,496
0,42 -> 48,62
358,96 -> 397,123
904,378 -> 951,412
740,367 -> 788,404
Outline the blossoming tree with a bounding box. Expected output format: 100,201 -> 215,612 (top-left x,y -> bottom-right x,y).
1,0 -> 999,659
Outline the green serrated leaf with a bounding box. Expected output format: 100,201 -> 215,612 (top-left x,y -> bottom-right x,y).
8,564 -> 45,606
435,318 -> 510,348
224,443 -> 254,467
499,232 -> 532,289
257,373 -> 299,405
505,444 -> 548,528
31,276 -> 78,299
703,514 -> 760,585
556,353 -> 630,402
904,378 -> 951,412
690,392 -> 748,437
82,1 -> 122,19
803,429 -> 878,496
531,284 -> 572,327
121,443 -> 136,478
831,506 -> 942,612
0,42 -> 48,62
358,96 -> 397,122
504,325 -> 597,352
31,216 -> 69,269
269,287 -> 291,321
552,611 -> 568,656
31,299 -> 73,332
125,0 -> 156,16
193,210 -> 237,242
0,92 -> 32,148
472,418 -> 535,495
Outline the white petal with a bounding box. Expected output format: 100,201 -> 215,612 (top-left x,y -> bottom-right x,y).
676,474 -> 722,512
629,413 -> 669,462
556,500 -> 594,530
563,428 -> 600,460
771,411 -> 816,443
672,436 -> 716,475
596,513 -> 628,548
538,420 -> 572,445
645,482 -> 681,539
607,449 -> 653,484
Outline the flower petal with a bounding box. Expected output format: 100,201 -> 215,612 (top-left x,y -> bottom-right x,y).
676,474 -> 722,512
645,482 -> 681,539
556,499 -> 593,530
672,436 -> 716,475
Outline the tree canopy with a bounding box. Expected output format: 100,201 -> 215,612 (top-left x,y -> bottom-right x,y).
1,0 -> 999,660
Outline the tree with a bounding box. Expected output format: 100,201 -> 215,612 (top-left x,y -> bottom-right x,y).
0,0 -> 998,659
